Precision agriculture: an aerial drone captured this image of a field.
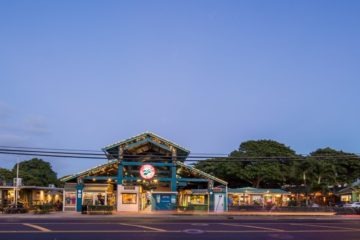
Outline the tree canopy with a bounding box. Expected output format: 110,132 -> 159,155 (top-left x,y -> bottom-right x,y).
195,140 -> 360,192
0,158 -> 60,187
11,158 -> 60,187
0,168 -> 13,183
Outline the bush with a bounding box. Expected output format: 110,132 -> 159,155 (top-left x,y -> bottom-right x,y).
87,205 -> 113,215
34,204 -> 54,214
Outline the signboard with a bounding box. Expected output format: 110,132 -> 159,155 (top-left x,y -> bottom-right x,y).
139,164 -> 156,180
160,195 -> 171,203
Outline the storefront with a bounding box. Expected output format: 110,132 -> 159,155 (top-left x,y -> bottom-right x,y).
0,185 -> 63,208
337,187 -> 360,203
178,189 -> 209,211
61,131 -> 228,212
228,187 -> 290,207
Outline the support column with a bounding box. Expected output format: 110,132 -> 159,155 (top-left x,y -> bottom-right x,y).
208,180 -> 214,211
171,164 -> 176,191
170,147 -> 177,192
117,146 -> 124,212
76,182 -> 84,212
117,146 -> 124,185
117,162 -> 123,185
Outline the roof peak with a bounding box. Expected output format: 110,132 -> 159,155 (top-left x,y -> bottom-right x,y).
102,131 -> 190,154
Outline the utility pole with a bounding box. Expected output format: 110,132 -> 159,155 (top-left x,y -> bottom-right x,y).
15,157 -> 19,206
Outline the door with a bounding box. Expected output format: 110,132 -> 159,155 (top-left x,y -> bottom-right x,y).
214,193 -> 225,212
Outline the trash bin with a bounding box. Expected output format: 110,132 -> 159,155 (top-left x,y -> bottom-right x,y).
81,205 -> 88,214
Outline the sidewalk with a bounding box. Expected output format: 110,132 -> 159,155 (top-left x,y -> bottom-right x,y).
1,210 -> 359,220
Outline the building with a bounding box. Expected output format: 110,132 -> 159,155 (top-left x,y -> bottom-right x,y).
337,180 -> 360,203
0,185 -> 63,208
228,187 -> 290,208
61,132 -> 228,212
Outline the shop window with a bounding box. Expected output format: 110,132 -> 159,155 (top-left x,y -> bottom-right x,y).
95,193 -> 105,206
65,192 -> 76,206
122,193 -> 137,204
341,195 -> 352,203
190,195 -> 206,205
83,192 -> 93,205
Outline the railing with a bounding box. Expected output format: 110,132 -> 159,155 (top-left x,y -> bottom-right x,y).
82,205 -> 113,215
228,205 -> 360,214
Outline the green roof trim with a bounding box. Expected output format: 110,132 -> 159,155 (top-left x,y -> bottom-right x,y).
229,187 -> 289,194
337,187 -> 355,195
60,159 -> 118,182
102,131 -> 190,155
176,161 -> 228,185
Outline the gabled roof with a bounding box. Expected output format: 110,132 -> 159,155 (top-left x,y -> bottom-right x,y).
60,159 -> 118,182
102,131 -> 190,156
337,187 -> 354,195
229,187 -> 289,194
60,159 -> 227,186
176,161 -> 228,185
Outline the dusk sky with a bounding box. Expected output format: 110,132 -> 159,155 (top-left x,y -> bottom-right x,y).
0,0 -> 359,177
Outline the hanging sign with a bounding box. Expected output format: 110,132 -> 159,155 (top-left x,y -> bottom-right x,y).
140,164 -> 156,180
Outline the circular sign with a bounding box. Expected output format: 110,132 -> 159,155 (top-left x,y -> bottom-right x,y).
140,164 -> 156,180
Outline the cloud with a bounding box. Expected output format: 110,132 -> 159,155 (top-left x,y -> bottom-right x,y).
0,133 -> 28,146
0,101 -> 12,120
0,101 -> 51,147
22,115 -> 50,135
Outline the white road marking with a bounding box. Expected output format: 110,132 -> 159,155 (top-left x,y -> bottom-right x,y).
220,223 -> 284,232
118,223 -> 167,232
0,229 -> 358,233
290,223 -> 360,231
183,229 -> 204,234
22,223 -> 51,232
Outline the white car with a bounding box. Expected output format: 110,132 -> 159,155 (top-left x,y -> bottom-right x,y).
343,202 -> 360,208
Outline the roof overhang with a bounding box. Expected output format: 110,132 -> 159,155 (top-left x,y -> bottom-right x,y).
102,131 -> 190,158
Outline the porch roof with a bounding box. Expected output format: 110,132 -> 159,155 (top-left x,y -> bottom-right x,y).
337,187 -> 354,195
0,186 -> 63,191
59,159 -> 118,182
229,187 -> 289,195
59,159 -> 227,186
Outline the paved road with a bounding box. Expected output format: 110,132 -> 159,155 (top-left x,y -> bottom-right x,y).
0,216 -> 359,240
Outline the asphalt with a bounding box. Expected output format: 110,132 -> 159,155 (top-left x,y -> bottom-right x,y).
0,214 -> 359,240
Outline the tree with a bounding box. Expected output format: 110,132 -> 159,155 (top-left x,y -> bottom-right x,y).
12,158 -> 60,187
232,140 -> 298,188
304,148 -> 360,193
0,168 -> 13,183
195,140 -> 298,188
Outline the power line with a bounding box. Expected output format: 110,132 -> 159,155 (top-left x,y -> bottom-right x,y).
0,147 -> 359,162
1,147 -> 359,159
0,145 -> 102,153
2,145 -> 358,158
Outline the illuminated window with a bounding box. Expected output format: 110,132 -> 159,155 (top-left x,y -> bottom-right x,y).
190,195 -> 206,205
65,192 -> 76,206
122,193 -> 137,204
83,192 -> 94,205
341,195 -> 352,203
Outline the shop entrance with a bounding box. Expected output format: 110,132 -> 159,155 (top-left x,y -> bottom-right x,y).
139,191 -> 152,211
214,193 -> 225,212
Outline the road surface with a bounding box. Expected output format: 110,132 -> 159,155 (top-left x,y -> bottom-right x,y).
0,216 -> 359,240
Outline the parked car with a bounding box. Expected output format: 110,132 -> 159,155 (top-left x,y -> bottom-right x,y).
343,202 -> 360,208
311,203 -> 320,208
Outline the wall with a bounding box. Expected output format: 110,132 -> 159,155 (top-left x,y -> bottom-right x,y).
117,185 -> 140,212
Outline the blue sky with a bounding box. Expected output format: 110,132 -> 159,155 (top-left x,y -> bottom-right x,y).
0,0 -> 359,177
